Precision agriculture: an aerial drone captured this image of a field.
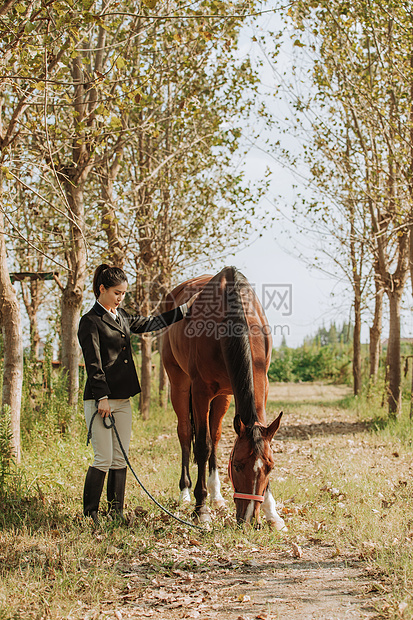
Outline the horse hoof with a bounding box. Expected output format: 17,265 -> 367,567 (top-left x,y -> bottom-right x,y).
179,489 -> 191,503
199,512 -> 212,524
268,516 -> 288,532
193,508 -> 211,524
212,498 -> 226,509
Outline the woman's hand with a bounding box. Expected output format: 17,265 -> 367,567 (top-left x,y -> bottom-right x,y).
98,397 -> 111,418
186,290 -> 201,309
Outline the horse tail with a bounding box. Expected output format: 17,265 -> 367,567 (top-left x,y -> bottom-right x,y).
220,266 -> 259,430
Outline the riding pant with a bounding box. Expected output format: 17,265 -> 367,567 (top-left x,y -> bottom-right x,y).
84,398 -> 132,472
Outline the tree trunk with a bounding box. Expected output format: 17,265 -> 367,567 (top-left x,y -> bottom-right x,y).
369,279 -> 383,381
410,352 -> 413,419
0,208 -> 23,462
20,279 -> 43,360
60,286 -> 83,407
386,288 -> 402,416
100,150 -> 125,268
60,179 -> 87,408
140,332 -> 152,420
353,276 -> 362,395
30,313 -> 41,360
157,332 -> 169,409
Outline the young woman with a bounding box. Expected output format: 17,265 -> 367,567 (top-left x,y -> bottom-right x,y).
78,264 -> 196,524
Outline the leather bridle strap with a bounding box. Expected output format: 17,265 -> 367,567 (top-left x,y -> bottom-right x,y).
228,447 -> 265,503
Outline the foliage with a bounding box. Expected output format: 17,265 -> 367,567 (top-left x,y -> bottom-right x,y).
269,322 -> 354,383
21,343 -> 78,436
1,0 -> 269,278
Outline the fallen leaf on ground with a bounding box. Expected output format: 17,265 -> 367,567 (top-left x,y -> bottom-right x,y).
291,542 -> 303,558
238,594 -> 251,602
398,601 -> 408,615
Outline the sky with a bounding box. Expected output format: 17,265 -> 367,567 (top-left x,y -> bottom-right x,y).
214,12 -> 350,347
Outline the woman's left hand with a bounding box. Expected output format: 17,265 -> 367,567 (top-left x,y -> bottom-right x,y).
98,397 -> 111,418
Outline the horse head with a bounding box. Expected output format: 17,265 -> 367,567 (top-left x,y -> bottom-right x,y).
229,412 -> 283,525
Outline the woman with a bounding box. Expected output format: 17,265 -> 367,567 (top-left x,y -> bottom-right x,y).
78,264 -> 197,524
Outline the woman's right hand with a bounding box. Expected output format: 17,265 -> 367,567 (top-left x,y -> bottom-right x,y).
186,290 -> 201,309
98,397 -> 111,418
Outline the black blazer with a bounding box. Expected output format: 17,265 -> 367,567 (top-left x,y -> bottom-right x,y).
78,301 -> 187,401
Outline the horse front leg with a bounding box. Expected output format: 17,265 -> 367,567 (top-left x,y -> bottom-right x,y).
192,388 -> 212,523
207,395 -> 231,508
262,483 -> 287,531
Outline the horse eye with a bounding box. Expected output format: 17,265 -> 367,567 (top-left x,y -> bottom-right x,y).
234,463 -> 245,472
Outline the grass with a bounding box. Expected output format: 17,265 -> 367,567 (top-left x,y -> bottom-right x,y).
265,390 -> 413,619
1,380 -> 413,619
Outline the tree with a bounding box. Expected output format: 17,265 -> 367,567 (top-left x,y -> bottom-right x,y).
0,0 -> 72,457
270,0 -> 413,413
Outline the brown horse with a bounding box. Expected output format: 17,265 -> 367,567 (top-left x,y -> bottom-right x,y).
162,266 -> 286,528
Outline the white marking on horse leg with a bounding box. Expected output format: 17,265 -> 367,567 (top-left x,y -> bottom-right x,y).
207,469 -> 226,507
179,488 -> 191,503
262,488 -> 287,531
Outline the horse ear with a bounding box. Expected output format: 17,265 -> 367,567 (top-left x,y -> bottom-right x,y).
264,411 -> 283,441
234,414 -> 246,437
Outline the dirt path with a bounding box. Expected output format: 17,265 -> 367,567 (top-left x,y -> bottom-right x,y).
109,384 -> 385,620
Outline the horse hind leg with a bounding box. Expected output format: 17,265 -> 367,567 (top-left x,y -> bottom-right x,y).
207,395 -> 231,508
170,379 -> 192,504
191,387 -> 215,523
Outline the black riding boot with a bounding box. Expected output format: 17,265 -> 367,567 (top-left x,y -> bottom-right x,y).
107,468 -> 127,521
83,466 -> 106,525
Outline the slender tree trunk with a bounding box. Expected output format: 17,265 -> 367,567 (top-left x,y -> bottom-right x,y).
29,312 -> 41,359
60,179 -> 87,408
410,352 -> 413,419
348,185 -> 363,396
353,276 -> 362,395
20,279 -> 43,360
58,48 -> 95,409
140,332 -> 152,420
100,150 -> 125,268
0,208 -> 23,462
386,288 -> 402,416
369,279 -> 383,381
157,332 -> 169,409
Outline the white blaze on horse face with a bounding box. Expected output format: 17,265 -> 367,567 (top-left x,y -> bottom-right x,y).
262,488 -> 287,531
244,457 -> 263,522
207,469 -> 226,507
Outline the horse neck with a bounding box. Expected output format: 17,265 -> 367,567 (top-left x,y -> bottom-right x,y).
221,267 -> 260,429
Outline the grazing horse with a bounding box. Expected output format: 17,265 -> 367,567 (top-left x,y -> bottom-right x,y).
162,266 -> 286,529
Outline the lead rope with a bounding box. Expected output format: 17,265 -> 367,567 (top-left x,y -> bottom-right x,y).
87,407 -> 203,531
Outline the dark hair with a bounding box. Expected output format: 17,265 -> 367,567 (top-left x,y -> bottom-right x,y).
93,264 -> 128,298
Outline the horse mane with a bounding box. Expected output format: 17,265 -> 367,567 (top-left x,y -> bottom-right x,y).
220,266 -> 263,454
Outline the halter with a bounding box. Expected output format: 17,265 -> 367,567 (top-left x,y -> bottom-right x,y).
228,446 -> 265,503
